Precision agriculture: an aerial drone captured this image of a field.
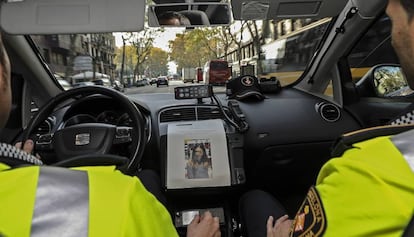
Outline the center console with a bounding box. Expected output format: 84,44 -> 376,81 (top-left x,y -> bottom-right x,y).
159,118 -> 245,236
158,86 -> 247,236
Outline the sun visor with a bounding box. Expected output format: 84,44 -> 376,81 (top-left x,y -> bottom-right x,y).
0,0 -> 145,34
231,0 -> 348,20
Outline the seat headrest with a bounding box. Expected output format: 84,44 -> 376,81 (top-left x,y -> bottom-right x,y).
179,10 -> 210,26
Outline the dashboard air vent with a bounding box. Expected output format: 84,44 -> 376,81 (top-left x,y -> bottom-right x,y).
160,108 -> 196,123
318,103 -> 341,122
35,117 -> 55,136
197,107 -> 223,120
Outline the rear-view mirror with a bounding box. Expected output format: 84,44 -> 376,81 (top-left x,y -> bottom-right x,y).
148,3 -> 232,27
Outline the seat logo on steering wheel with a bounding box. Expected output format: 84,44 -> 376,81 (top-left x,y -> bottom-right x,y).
75,133 -> 91,146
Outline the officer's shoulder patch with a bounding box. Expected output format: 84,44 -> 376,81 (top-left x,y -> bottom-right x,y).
290,186 -> 326,237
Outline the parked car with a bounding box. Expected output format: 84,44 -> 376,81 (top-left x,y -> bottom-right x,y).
113,80 -> 125,92
150,78 -> 158,85
156,76 -> 169,87
72,81 -> 95,87
135,78 -> 149,87
57,79 -> 72,91
92,78 -> 111,87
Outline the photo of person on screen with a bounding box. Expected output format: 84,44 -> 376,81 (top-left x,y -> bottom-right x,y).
186,143 -> 212,179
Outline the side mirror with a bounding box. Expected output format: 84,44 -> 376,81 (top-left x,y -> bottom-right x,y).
372,65 -> 413,97
357,65 -> 414,98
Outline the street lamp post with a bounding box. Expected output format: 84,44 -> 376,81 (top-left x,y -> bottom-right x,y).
120,35 -> 126,87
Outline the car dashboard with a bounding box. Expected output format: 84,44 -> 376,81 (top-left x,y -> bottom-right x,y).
128,87 -> 362,186
29,85 -> 362,236
123,85 -> 362,235
13,80 -> 362,236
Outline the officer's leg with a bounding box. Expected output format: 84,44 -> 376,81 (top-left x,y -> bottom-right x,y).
239,189 -> 288,237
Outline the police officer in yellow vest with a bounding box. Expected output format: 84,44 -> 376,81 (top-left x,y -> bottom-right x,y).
0,36 -> 221,236
239,0 -> 414,236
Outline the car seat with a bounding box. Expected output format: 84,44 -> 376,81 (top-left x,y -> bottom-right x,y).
179,10 -> 210,26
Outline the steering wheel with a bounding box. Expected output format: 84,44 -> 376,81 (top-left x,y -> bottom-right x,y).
21,86 -> 147,174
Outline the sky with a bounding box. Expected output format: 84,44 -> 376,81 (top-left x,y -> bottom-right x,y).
114,28 -> 184,51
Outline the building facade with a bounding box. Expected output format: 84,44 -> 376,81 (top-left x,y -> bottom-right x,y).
32,33 -> 116,82
224,18 -> 325,84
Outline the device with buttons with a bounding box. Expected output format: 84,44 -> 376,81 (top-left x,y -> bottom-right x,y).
174,85 -> 213,100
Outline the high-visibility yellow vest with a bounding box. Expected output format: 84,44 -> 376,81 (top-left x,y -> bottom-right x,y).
291,129 -> 414,237
0,164 -> 179,237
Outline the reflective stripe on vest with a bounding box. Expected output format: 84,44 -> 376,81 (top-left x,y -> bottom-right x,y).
391,129 -> 414,172
31,166 -> 89,237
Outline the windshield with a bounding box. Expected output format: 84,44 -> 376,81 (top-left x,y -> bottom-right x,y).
31,18 -> 332,94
